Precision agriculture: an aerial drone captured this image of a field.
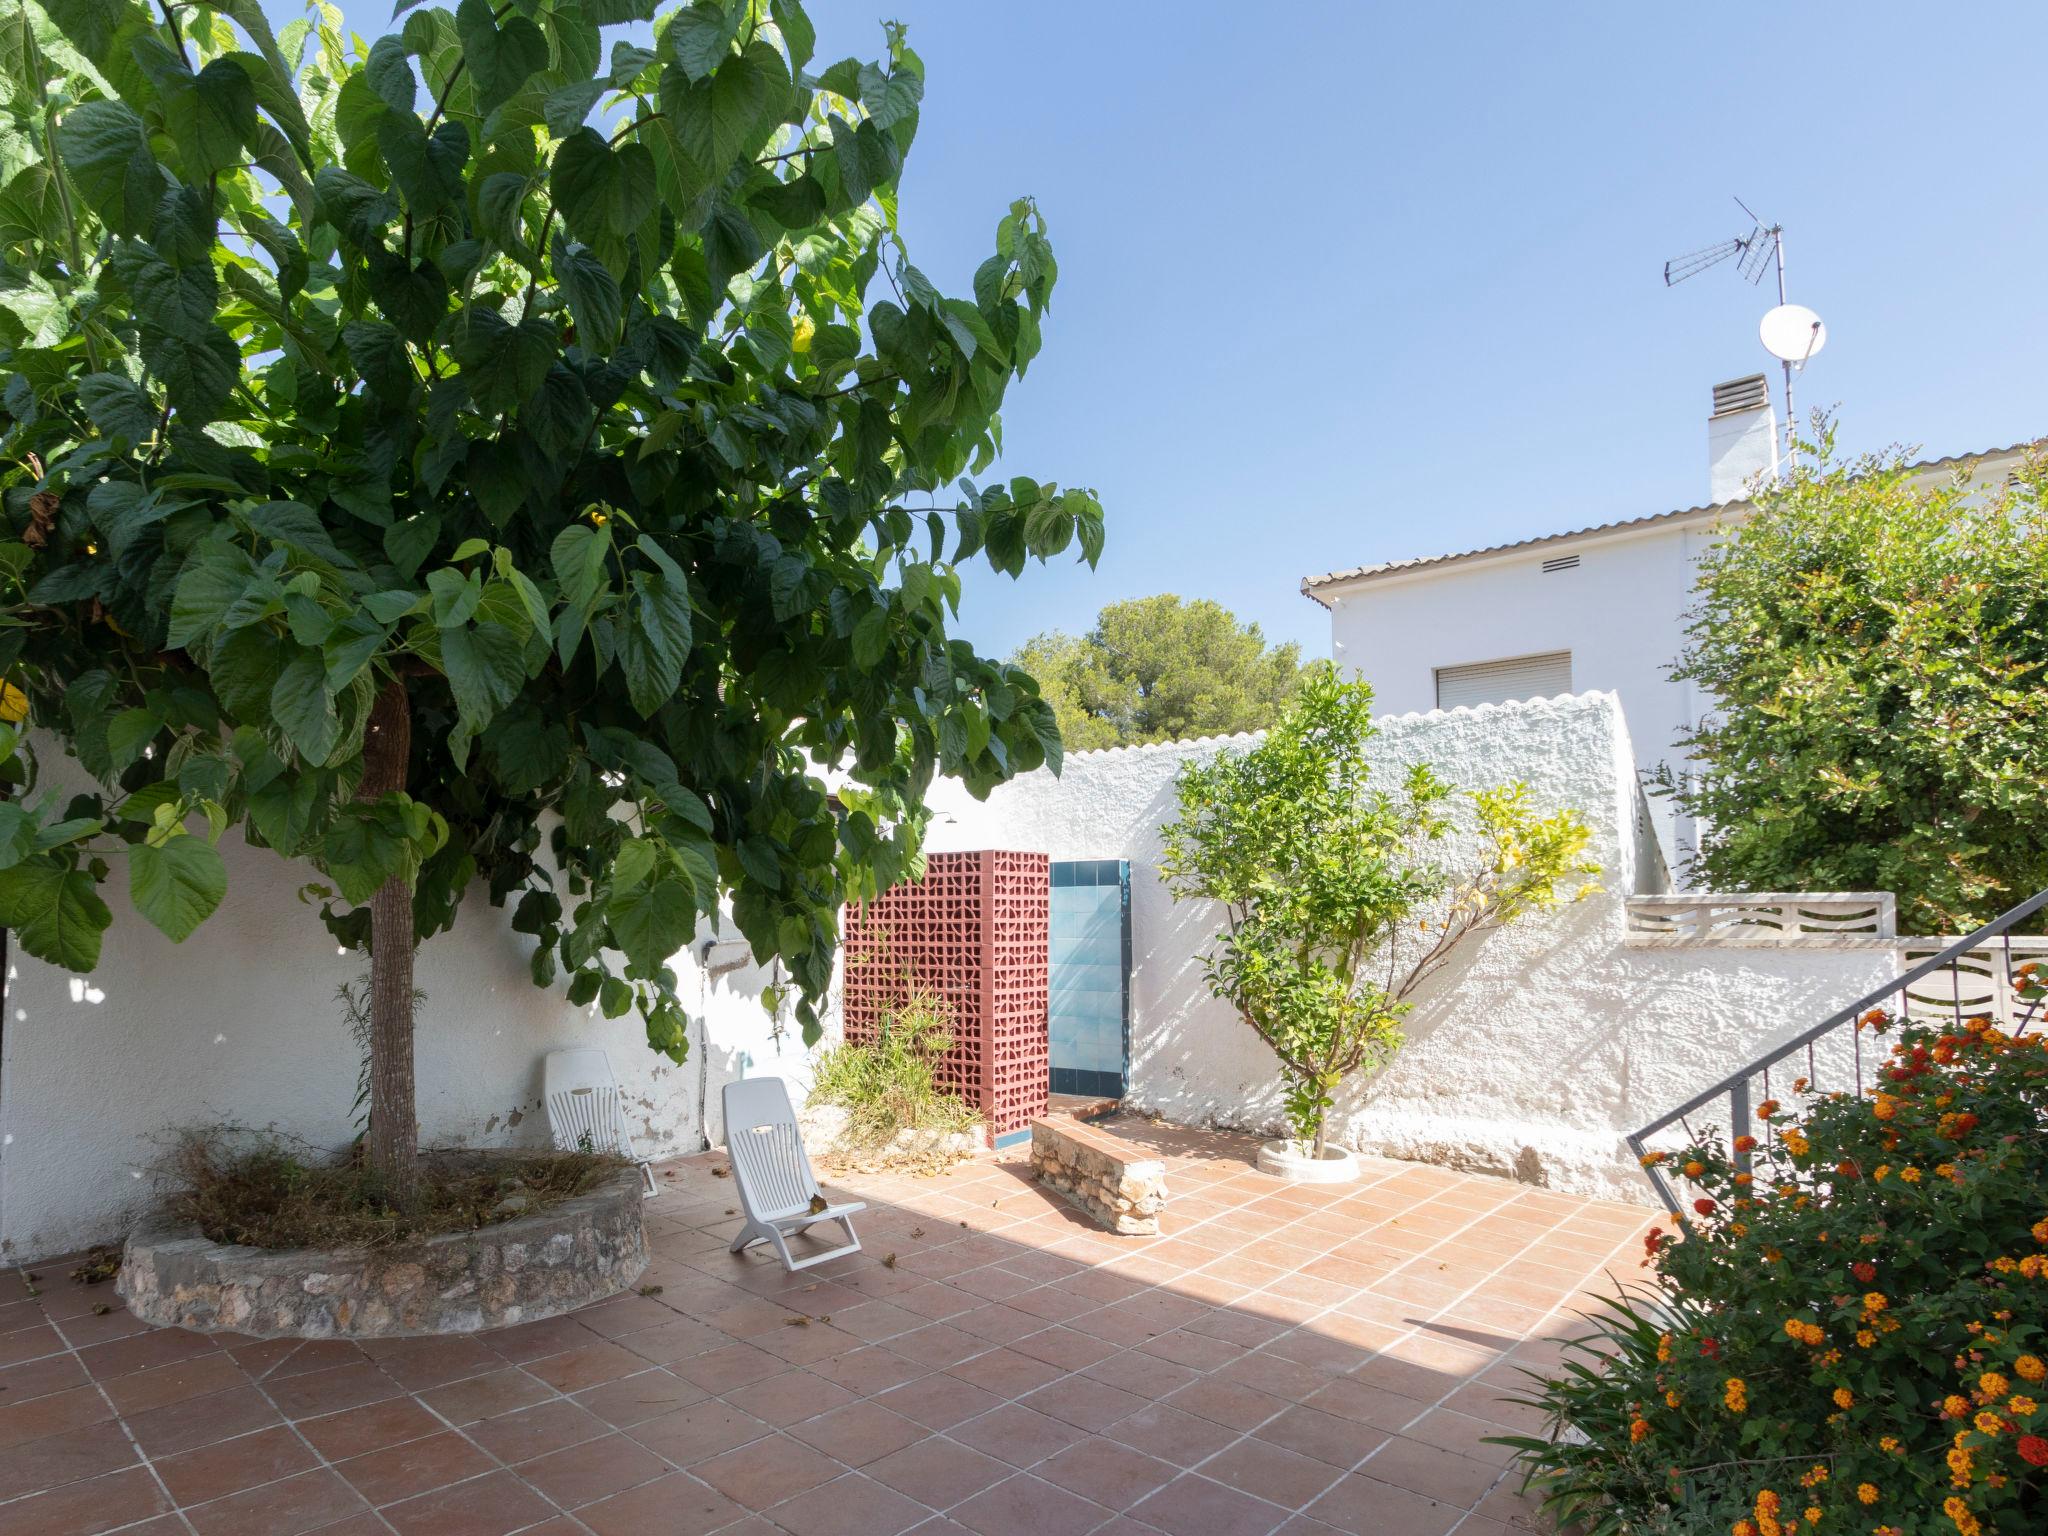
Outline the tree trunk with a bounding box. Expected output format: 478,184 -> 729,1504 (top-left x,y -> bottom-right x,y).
357,678 -> 418,1208
1312,1118 -> 1326,1160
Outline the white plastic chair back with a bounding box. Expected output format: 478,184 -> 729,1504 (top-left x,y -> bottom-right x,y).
543,1047 -> 635,1159
720,1076 -> 863,1272
722,1077 -> 818,1218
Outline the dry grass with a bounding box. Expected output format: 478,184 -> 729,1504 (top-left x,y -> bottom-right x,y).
163,1129 -> 624,1251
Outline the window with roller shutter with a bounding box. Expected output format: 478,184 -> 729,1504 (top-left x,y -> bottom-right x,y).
1433,651 -> 1573,710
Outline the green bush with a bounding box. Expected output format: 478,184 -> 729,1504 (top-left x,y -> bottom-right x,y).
1502,990 -> 2048,1536
808,990 -> 977,1170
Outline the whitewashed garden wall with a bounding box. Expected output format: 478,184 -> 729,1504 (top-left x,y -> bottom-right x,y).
925,692 -> 1897,1202
0,758 -> 817,1260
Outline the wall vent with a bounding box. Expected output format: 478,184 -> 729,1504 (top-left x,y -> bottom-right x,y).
1541,554 -> 1580,573
1711,374 -> 1771,416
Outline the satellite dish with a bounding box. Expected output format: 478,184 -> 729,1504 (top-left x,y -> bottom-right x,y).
1760,303 -> 1826,365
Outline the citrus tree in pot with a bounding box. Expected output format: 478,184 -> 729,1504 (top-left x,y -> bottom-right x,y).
0,0 -> 1100,1213
1159,664 -> 1599,1180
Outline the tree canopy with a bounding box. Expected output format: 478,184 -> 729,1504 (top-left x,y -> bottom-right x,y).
1664,437 -> 2048,933
1010,594 -> 1304,752
0,0 -> 1102,1184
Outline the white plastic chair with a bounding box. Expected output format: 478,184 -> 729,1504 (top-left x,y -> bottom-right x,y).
722,1077 -> 864,1272
543,1047 -> 657,1197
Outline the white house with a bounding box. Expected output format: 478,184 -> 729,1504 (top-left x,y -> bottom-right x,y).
1301,376 -> 2030,872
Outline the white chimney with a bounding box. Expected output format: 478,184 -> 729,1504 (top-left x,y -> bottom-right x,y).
1706,374 -> 1779,504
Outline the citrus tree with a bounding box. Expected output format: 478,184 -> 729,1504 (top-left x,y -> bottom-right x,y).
0,0 -> 1102,1200
1160,665 -> 1599,1155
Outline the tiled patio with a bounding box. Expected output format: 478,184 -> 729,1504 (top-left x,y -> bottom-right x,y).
0,1121 -> 1656,1536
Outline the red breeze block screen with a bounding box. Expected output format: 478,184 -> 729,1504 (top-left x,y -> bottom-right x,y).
842,850 -> 1050,1138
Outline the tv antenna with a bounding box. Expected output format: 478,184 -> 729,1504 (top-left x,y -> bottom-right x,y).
1664,199 -> 1824,469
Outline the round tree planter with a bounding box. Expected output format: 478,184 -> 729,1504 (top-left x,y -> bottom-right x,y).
1257,1140 -> 1360,1183
117,1159 -> 649,1339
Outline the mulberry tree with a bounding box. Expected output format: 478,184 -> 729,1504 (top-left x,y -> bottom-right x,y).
0,0 -> 1101,1199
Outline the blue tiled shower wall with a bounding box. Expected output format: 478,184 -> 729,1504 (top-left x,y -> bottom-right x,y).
1048,859 -> 1130,1098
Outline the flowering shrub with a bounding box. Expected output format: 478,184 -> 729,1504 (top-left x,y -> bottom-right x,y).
1503,992 -> 2048,1536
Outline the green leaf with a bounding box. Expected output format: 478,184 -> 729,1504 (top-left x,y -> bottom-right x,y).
441,620 -> 529,730
608,877 -> 694,966
129,835 -> 227,942
669,0 -> 738,81
0,861 -> 112,970
271,650 -> 341,762
365,35 -> 416,114
453,307 -> 557,413
543,79 -> 607,138
456,0 -> 548,113
670,48 -> 767,171
143,325 -> 238,424
314,167 -> 399,250
554,239 -> 623,349
104,707 -> 162,771
617,536 -> 692,716
54,100 -> 158,237
163,57 -> 258,178
88,480 -> 182,554
550,128 -> 657,241
75,370 -> 155,442
243,501 -> 354,569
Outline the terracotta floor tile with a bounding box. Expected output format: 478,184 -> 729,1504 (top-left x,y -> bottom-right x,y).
621,1316 -> 731,1366
253,1339 -> 366,1382
786,1400 -> 931,1467
949,1401 -> 1089,1468
379,1468 -> 558,1536
878,1372 -> 1004,1430
417,1366 -> 554,1426
864,1433 -> 1012,1507
1019,1373 -> 1148,1433
671,1341 -> 787,1394
807,1345 -> 928,1396
944,1345 -> 1066,1399
0,1351 -> 89,1405
5,1464 -> 171,1536
297,1396 -> 444,1460
0,1417 -> 139,1501
1009,1326 -> 1121,1372
766,1470 -> 933,1536
1034,1437 -> 1180,1510
1303,1377 -> 1430,1433
1083,1348 -> 1201,1401
1129,1473 -> 1287,1536
124,1384 -> 284,1459
483,1314 -> 603,1364
465,1398 -> 611,1463
1353,1435 -> 1501,1506
721,1366 -> 855,1426
949,1471 -> 1113,1536
183,1466 -> 370,1536
367,1335 -> 505,1392
334,1428 -> 495,1506
694,1430 -> 847,1509
1107,1403 -> 1244,1467
577,1470 -> 745,1536
516,1429 -> 671,1508
75,1327 -> 218,1381
156,1422 -> 320,1505
575,1366 -> 710,1427
1306,1473 -> 1465,1536
1254,1405 -> 1390,1469
1205,1435 -> 1346,1508
626,1398 -> 773,1464
264,1362 -> 403,1420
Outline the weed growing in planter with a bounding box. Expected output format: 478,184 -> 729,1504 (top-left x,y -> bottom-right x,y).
165,1129 -> 621,1250
1501,996 -> 2048,1536
808,989 -> 978,1171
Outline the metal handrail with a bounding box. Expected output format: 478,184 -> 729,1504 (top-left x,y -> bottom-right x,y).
1628,884 -> 2048,1211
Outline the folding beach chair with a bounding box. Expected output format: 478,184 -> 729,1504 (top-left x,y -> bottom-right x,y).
542,1047 -> 658,1196
722,1076 -> 865,1272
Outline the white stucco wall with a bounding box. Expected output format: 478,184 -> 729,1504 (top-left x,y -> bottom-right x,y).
0,759 -> 820,1262
1319,521 -> 1715,870
925,691 -> 1894,1202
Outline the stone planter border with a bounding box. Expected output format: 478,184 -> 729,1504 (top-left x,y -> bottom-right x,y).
1257,1140 -> 1361,1184
118,1157 -> 648,1338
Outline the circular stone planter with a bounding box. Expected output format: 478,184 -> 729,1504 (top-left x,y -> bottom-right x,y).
1257,1140 -> 1360,1184
117,1158 -> 648,1339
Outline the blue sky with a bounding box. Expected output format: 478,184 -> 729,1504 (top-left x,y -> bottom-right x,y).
311,2 -> 2048,660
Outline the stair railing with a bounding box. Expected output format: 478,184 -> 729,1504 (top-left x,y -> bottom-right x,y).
1629,885 -> 2048,1212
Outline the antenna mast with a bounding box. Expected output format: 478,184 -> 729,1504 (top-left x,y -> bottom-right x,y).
1665,201 -> 1823,473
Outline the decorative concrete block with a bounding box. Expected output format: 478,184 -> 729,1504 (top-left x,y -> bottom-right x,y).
1029,1115 -> 1165,1236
